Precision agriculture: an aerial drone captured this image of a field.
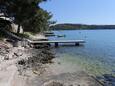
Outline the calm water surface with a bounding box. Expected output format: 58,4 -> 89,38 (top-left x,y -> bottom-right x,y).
49,30 -> 115,76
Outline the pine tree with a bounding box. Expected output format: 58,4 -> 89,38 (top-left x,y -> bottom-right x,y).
0,0 -> 52,33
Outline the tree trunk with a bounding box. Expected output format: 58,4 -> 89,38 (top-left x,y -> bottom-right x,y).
17,24 -> 20,33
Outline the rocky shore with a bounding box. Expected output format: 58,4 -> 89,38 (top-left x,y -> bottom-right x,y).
0,41 -> 54,86
0,41 -> 103,86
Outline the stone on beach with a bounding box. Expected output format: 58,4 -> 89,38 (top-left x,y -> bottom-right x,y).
43,80 -> 64,86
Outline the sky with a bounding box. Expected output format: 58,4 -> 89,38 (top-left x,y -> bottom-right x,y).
40,0 -> 115,25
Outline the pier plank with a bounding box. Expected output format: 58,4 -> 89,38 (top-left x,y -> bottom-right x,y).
29,40 -> 85,47
30,40 -> 85,44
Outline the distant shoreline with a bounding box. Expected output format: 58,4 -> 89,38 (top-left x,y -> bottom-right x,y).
50,23 -> 115,30
51,29 -> 115,31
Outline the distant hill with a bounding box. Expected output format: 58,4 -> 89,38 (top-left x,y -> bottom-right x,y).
50,23 -> 115,30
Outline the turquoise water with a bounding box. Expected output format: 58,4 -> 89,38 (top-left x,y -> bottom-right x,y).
49,30 -> 115,76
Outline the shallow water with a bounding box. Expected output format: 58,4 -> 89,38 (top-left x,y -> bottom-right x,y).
49,30 -> 115,76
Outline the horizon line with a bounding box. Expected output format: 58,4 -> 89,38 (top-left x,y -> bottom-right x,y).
55,23 -> 115,25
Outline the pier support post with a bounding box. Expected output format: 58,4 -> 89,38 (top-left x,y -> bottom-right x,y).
47,43 -> 51,47
55,43 -> 59,47
75,43 -> 80,46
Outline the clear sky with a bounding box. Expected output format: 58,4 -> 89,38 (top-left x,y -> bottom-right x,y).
40,0 -> 115,25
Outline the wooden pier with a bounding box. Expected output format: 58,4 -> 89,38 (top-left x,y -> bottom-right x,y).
29,40 -> 85,47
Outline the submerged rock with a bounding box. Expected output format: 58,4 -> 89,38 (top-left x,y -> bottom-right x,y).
43,80 -> 64,86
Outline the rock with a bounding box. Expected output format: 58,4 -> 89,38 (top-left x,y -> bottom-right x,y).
14,52 -> 23,57
58,62 -> 61,65
4,56 -> 9,60
43,80 -> 64,86
18,59 -> 26,65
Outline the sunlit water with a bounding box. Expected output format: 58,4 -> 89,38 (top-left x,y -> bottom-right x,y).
49,30 -> 115,76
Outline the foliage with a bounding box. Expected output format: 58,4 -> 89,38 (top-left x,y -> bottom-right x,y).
51,23 -> 115,30
23,8 -> 52,33
0,0 -> 52,33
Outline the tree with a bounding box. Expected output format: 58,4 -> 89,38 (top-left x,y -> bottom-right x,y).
23,8 -> 52,33
0,0 -> 52,33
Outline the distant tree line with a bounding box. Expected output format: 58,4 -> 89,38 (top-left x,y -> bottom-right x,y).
50,23 -> 115,30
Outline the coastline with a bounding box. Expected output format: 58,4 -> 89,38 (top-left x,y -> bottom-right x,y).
51,23 -> 115,30
0,40 -> 103,86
